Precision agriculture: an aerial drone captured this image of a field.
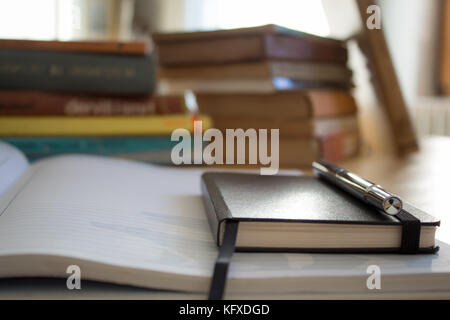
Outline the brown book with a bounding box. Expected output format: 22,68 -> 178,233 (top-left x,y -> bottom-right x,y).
440,0 -> 450,95
210,114 -> 358,137
207,130 -> 360,168
158,61 -> 352,85
197,92 -> 312,118
276,130 -> 360,166
0,91 -> 185,116
196,91 -> 357,119
209,136 -> 319,167
0,39 -> 150,55
160,78 -> 350,95
152,24 -> 347,66
211,116 -> 314,137
356,0 -> 418,154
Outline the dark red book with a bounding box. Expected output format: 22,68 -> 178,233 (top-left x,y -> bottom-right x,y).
0,91 -> 185,116
0,39 -> 150,55
152,24 -> 347,66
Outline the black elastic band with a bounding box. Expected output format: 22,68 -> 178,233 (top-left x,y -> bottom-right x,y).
208,220 -> 239,300
394,211 -> 421,254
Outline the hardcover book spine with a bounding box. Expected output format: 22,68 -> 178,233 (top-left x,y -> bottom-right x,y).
356,0 -> 418,154
0,91 -> 185,116
156,36 -> 264,66
0,39 -> 149,55
210,116 -> 315,137
264,35 -> 348,64
3,136 -> 177,157
0,49 -> 155,94
440,0 -> 450,95
0,115 -> 212,136
201,174 -> 229,245
195,92 -> 312,119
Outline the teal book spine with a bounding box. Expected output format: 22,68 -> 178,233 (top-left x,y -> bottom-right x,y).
0,49 -> 155,94
2,137 -> 177,158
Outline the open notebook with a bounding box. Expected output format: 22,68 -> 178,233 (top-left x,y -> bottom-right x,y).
0,141 -> 450,298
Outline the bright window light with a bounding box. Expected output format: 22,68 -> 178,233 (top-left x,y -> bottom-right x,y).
0,0 -> 58,40
215,0 -> 330,36
57,0 -> 80,41
0,0 -> 81,41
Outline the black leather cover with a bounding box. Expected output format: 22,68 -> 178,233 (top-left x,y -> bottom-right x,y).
201,172 -> 440,253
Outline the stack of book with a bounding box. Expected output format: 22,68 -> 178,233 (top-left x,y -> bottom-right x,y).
153,25 -> 360,167
0,39 -> 209,163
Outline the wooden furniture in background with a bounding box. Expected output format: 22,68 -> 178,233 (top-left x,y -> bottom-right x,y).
440,0 -> 450,95
356,0 -> 418,155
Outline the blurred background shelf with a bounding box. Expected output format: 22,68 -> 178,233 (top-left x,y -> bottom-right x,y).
1,0 -> 450,158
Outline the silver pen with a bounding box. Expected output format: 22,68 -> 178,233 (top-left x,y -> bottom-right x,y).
312,161 -> 403,216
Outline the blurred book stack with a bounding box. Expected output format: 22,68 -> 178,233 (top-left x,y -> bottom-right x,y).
153,25 -> 360,167
0,39 -> 210,163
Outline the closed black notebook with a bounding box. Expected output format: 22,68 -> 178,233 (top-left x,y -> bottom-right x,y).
201,172 -> 440,253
